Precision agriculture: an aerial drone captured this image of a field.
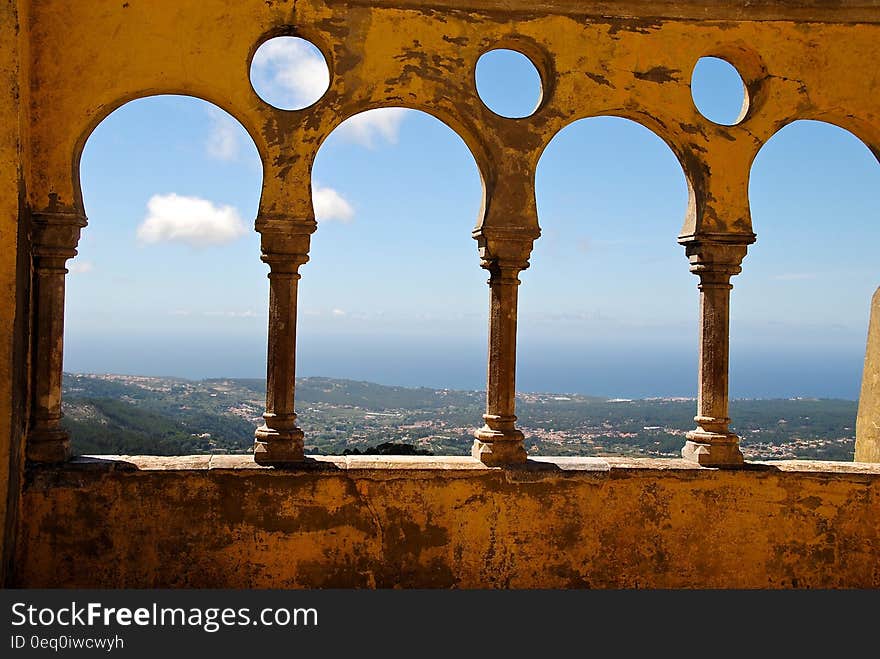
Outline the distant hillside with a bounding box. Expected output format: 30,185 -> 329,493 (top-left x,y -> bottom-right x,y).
60,373 -> 858,461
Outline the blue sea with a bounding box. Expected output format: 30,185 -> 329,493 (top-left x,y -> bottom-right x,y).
62,331 -> 865,400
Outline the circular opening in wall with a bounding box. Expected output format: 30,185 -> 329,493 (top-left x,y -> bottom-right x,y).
476,48 -> 543,119
691,56 -> 748,126
250,36 -> 330,110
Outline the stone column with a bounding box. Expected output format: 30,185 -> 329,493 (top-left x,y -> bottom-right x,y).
855,286 -> 880,462
28,211 -> 87,463
472,228 -> 535,466
253,216 -> 315,465
680,239 -> 750,467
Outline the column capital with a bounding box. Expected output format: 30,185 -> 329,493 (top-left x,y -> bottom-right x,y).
680,236 -> 752,286
254,213 -> 317,236
261,252 -> 309,276
255,213 -> 316,273
678,231 -> 755,247
472,226 -> 539,273
32,211 -> 88,265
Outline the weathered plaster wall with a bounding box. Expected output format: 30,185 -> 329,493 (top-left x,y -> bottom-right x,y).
23,0 -> 880,236
4,1 -> 880,587
0,0 -> 29,588
15,456 -> 880,588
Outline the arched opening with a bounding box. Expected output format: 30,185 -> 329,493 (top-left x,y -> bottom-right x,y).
64,95 -> 264,456
303,107 -> 484,456
527,116 -> 691,457
737,119 -> 880,460
690,56 -> 748,126
475,48 -> 543,119
250,35 -> 330,110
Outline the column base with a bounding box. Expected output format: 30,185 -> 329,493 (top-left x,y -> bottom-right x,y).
472,426 -> 527,466
253,425 -> 304,465
27,427 -> 71,463
681,431 -> 744,468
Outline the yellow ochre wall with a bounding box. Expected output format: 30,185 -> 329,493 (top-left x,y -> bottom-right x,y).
0,0 -> 29,588
2,1 -> 880,587
15,457 -> 880,589
20,1 -> 880,235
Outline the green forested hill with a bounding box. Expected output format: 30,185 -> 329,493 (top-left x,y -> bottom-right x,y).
60,373 -> 857,461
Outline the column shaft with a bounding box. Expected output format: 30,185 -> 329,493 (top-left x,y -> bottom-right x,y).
254,261 -> 305,464
695,276 -> 733,431
473,263 -> 527,465
28,259 -> 70,462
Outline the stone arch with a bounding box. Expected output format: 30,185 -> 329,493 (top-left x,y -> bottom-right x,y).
525,115 -> 692,400
313,102 -> 492,229
537,112 -> 696,238
753,113 -> 880,172
744,117 -> 880,461
28,94 -> 266,462
305,105 -> 485,342
72,92 -> 267,215
748,118 -> 878,230
536,114 -> 692,236
743,118 -> 880,395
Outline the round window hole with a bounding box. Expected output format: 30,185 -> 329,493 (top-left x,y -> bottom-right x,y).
250,36 -> 330,110
691,56 -> 748,126
476,48 -> 543,119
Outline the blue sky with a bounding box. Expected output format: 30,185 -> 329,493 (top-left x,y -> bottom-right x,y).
64,43 -> 879,398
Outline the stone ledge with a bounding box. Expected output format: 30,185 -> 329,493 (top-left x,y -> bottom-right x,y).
48,453 -> 880,477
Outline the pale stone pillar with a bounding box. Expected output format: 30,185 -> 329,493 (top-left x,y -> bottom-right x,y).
473,260 -> 527,465
472,228 -> 536,466
680,239 -> 750,467
855,286 -> 880,462
28,211 -> 87,463
253,216 -> 315,465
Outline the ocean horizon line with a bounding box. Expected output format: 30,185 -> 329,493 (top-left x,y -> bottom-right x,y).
62,372 -> 860,403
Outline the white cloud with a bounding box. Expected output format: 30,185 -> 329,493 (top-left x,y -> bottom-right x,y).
137,194 -> 246,248
251,37 -> 330,109
205,109 -> 240,161
68,260 -> 94,274
331,308 -> 346,317
336,108 -> 409,147
313,185 -> 355,223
